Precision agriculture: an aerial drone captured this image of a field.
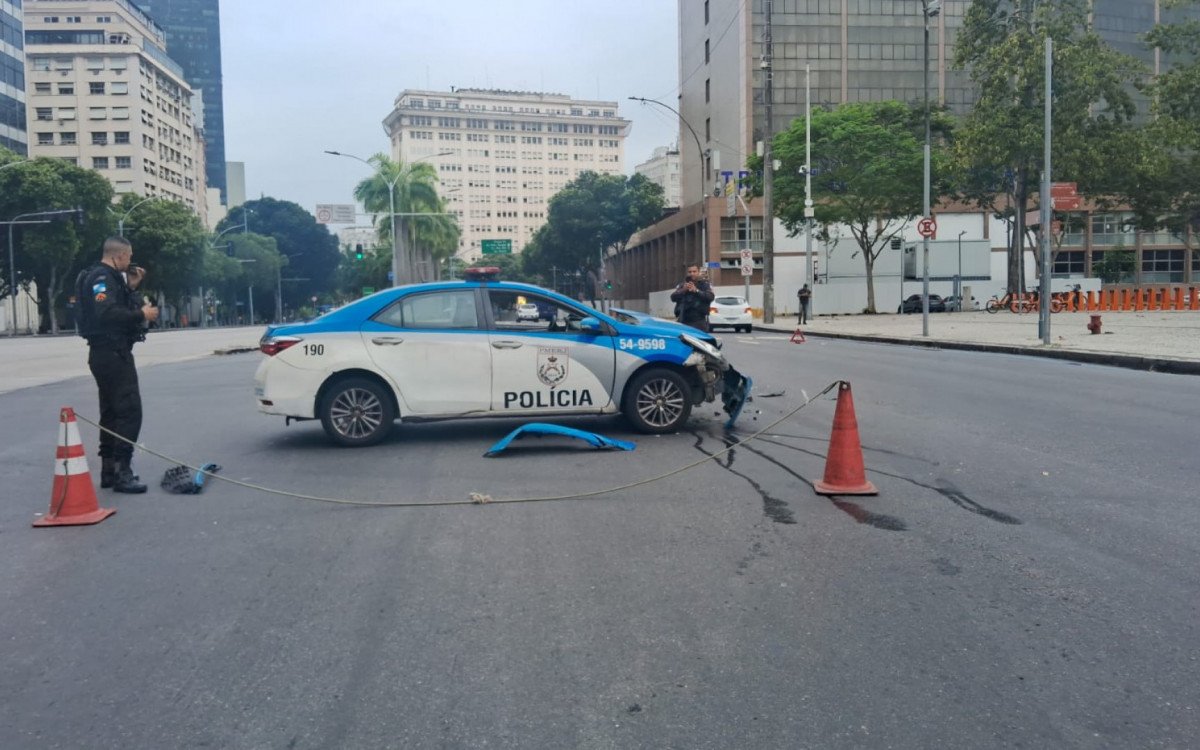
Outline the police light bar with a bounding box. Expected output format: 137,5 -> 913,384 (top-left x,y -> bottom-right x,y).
463,266 -> 501,282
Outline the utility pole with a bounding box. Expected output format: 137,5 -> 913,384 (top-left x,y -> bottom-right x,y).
1039,38 -> 1053,344
805,63 -> 815,318
762,0 -> 776,324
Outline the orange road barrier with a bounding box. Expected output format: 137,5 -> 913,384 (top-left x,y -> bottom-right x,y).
1191,288 -> 1199,311
1066,292 -> 1077,312
1135,289 -> 1145,311
1173,287 -> 1184,311
1086,291 -> 1097,311
814,382 -> 878,496
33,407 -> 116,528
1121,289 -> 1132,311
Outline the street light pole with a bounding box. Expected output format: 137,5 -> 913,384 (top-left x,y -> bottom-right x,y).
108,195 -> 155,237
920,0 -> 941,336
957,229 -> 966,310
762,0 -> 776,324
804,63 -> 815,319
629,96 -> 708,269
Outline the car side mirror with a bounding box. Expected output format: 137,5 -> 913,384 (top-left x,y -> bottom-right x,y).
578,316 -> 603,334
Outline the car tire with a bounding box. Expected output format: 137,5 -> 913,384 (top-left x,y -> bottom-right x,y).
319,377 -> 396,447
739,325 -> 751,333
624,368 -> 693,434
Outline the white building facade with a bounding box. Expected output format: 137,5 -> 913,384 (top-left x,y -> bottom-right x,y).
634,145 -> 681,208
23,0 -> 207,221
382,88 -> 629,262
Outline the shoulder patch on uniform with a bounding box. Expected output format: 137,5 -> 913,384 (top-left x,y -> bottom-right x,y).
94,292 -> 107,302
92,281 -> 107,294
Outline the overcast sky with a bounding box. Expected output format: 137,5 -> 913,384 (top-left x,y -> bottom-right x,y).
220,1 -> 682,219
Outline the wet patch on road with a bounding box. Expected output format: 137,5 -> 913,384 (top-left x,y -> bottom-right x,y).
933,485 -> 1023,525
689,428 -> 795,524
829,499 -> 908,531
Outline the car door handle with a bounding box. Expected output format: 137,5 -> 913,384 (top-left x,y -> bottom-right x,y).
371,336 -> 404,345
491,340 -> 523,349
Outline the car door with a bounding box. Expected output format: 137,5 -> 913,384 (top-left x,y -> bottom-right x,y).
360,288 -> 492,416
485,289 -> 617,415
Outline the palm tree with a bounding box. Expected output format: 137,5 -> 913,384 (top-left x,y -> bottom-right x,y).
352,154 -> 458,283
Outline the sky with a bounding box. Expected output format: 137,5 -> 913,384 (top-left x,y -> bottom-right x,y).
220,1 -> 683,219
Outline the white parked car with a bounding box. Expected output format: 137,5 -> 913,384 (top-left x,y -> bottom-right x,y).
516,302 -> 541,321
709,296 -> 754,333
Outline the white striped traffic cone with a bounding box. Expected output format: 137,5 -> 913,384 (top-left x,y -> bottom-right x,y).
33,407 -> 116,527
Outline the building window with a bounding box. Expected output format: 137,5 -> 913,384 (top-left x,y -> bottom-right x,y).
90,82 -> 106,95
60,132 -> 77,145
705,78 -> 710,103
89,107 -> 106,120
32,57 -> 52,72
35,83 -> 52,95
35,108 -> 53,121
705,117 -> 711,142
1142,249 -> 1184,282
59,107 -> 76,120
705,39 -> 710,64
705,0 -> 709,23
1051,251 -> 1084,277
114,131 -> 130,144
112,107 -> 129,120
1090,211 -> 1134,246
92,157 -> 109,169
111,82 -> 129,95
91,132 -> 108,145
58,83 -> 75,95
37,132 -> 55,145
115,156 -> 131,169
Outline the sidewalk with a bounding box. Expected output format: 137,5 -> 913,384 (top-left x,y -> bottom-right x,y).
757,311 -> 1200,373
0,327 -> 262,394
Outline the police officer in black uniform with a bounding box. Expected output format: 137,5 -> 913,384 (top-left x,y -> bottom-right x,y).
76,237 -> 158,493
670,264 -> 715,332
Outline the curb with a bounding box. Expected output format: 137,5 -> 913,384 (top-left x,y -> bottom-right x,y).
754,325 -> 1200,376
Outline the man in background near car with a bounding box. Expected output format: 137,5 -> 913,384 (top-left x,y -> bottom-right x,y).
670,264 -> 715,331
797,284 -> 812,324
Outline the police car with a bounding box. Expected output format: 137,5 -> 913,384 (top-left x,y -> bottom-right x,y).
255,268 -> 748,446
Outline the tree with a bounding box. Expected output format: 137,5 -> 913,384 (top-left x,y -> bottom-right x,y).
0,155 -> 113,333
1093,247 -> 1135,284
351,154 -> 458,284
114,194 -> 207,313
521,171 -> 664,284
219,198 -> 340,312
766,101 -> 943,313
1124,0 -> 1200,273
336,243 -> 391,300
954,0 -> 1142,293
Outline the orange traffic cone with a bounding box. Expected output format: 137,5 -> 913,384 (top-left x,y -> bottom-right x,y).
33,408 -> 116,527
814,382 -> 878,496
790,326 -> 806,343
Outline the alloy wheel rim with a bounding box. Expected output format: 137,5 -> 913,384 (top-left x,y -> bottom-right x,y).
636,378 -> 685,428
330,388 -> 384,439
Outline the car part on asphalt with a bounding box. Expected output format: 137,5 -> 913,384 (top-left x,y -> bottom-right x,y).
484,423 -> 637,456
161,463 -> 222,494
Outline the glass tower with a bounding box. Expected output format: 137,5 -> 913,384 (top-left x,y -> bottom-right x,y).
0,0 -> 26,155
134,0 -> 225,201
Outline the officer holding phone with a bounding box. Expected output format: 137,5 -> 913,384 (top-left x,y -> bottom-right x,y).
76,237 -> 158,493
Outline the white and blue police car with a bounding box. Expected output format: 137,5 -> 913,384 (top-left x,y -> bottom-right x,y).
255,268 -> 748,446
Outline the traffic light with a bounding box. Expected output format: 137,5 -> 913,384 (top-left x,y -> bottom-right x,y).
354,244 -> 364,260
605,280 -> 613,290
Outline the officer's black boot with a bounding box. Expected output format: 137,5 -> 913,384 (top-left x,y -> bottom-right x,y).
112,458 -> 147,494
100,457 -> 116,489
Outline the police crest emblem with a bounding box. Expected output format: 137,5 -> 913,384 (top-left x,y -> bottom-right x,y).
537,347 -> 569,388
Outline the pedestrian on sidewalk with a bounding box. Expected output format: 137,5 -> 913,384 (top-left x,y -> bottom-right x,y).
797,284 -> 812,324
75,237 -> 158,493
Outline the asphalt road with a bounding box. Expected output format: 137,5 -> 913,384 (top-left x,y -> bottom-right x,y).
1,333 -> 1196,749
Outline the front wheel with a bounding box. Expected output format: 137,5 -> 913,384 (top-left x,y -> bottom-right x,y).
624,368 -> 693,434
986,299 -> 1001,314
1050,299 -> 1064,313
319,377 -> 396,447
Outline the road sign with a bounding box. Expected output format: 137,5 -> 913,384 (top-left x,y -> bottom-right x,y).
481,239 -> 512,255
739,248 -> 754,276
315,204 -> 356,224
706,261 -> 721,269
1052,196 -> 1082,211
1050,182 -> 1078,198
362,287 -> 375,296
917,217 -> 938,239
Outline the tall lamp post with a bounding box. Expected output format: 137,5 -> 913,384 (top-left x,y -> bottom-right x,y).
629,96 -> 708,269
920,0 -> 942,336
325,150 -> 452,287
107,195 -> 155,237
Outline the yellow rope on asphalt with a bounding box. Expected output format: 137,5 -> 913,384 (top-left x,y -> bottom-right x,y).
73,381 -> 842,509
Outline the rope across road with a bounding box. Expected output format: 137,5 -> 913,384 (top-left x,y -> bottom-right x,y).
73,381 -> 841,509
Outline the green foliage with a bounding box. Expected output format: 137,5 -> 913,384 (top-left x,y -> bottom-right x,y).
336,244 -> 391,300
219,198 -> 340,308
953,0 -> 1143,291
114,194 -> 207,303
1093,249 -> 1135,284
521,171 -> 664,281
0,153 -> 113,332
764,101 -> 944,312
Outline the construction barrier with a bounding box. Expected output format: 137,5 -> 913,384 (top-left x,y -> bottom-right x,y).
33,407 -> 115,528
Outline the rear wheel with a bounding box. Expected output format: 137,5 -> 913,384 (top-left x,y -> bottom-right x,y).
624,368 -> 693,434
319,377 -> 395,447
986,299 -> 1001,314
1050,298 -> 1064,313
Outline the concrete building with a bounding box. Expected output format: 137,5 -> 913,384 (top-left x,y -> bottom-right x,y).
383,88 -> 629,263
23,0 -> 207,220
132,0 -> 225,203
634,145 -> 682,208
1,0 -> 27,154
225,158 -> 243,208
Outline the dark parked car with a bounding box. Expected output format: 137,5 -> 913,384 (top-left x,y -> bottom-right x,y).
898,294 -> 946,314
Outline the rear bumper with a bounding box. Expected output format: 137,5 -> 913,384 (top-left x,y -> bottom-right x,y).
254,358 -> 325,418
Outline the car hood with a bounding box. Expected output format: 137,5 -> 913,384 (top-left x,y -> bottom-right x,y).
610,312 -> 719,344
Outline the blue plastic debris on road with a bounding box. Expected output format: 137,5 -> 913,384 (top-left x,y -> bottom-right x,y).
485,423 -> 637,457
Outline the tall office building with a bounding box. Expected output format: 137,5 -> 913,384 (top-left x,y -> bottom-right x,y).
680,0 -> 1195,205
133,0 -> 224,202
635,145 -> 682,208
23,0 -> 208,220
383,88 -> 629,262
1,0 -> 27,154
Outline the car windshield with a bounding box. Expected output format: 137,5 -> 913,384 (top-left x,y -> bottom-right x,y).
714,297 -> 743,305
609,309 -> 642,325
